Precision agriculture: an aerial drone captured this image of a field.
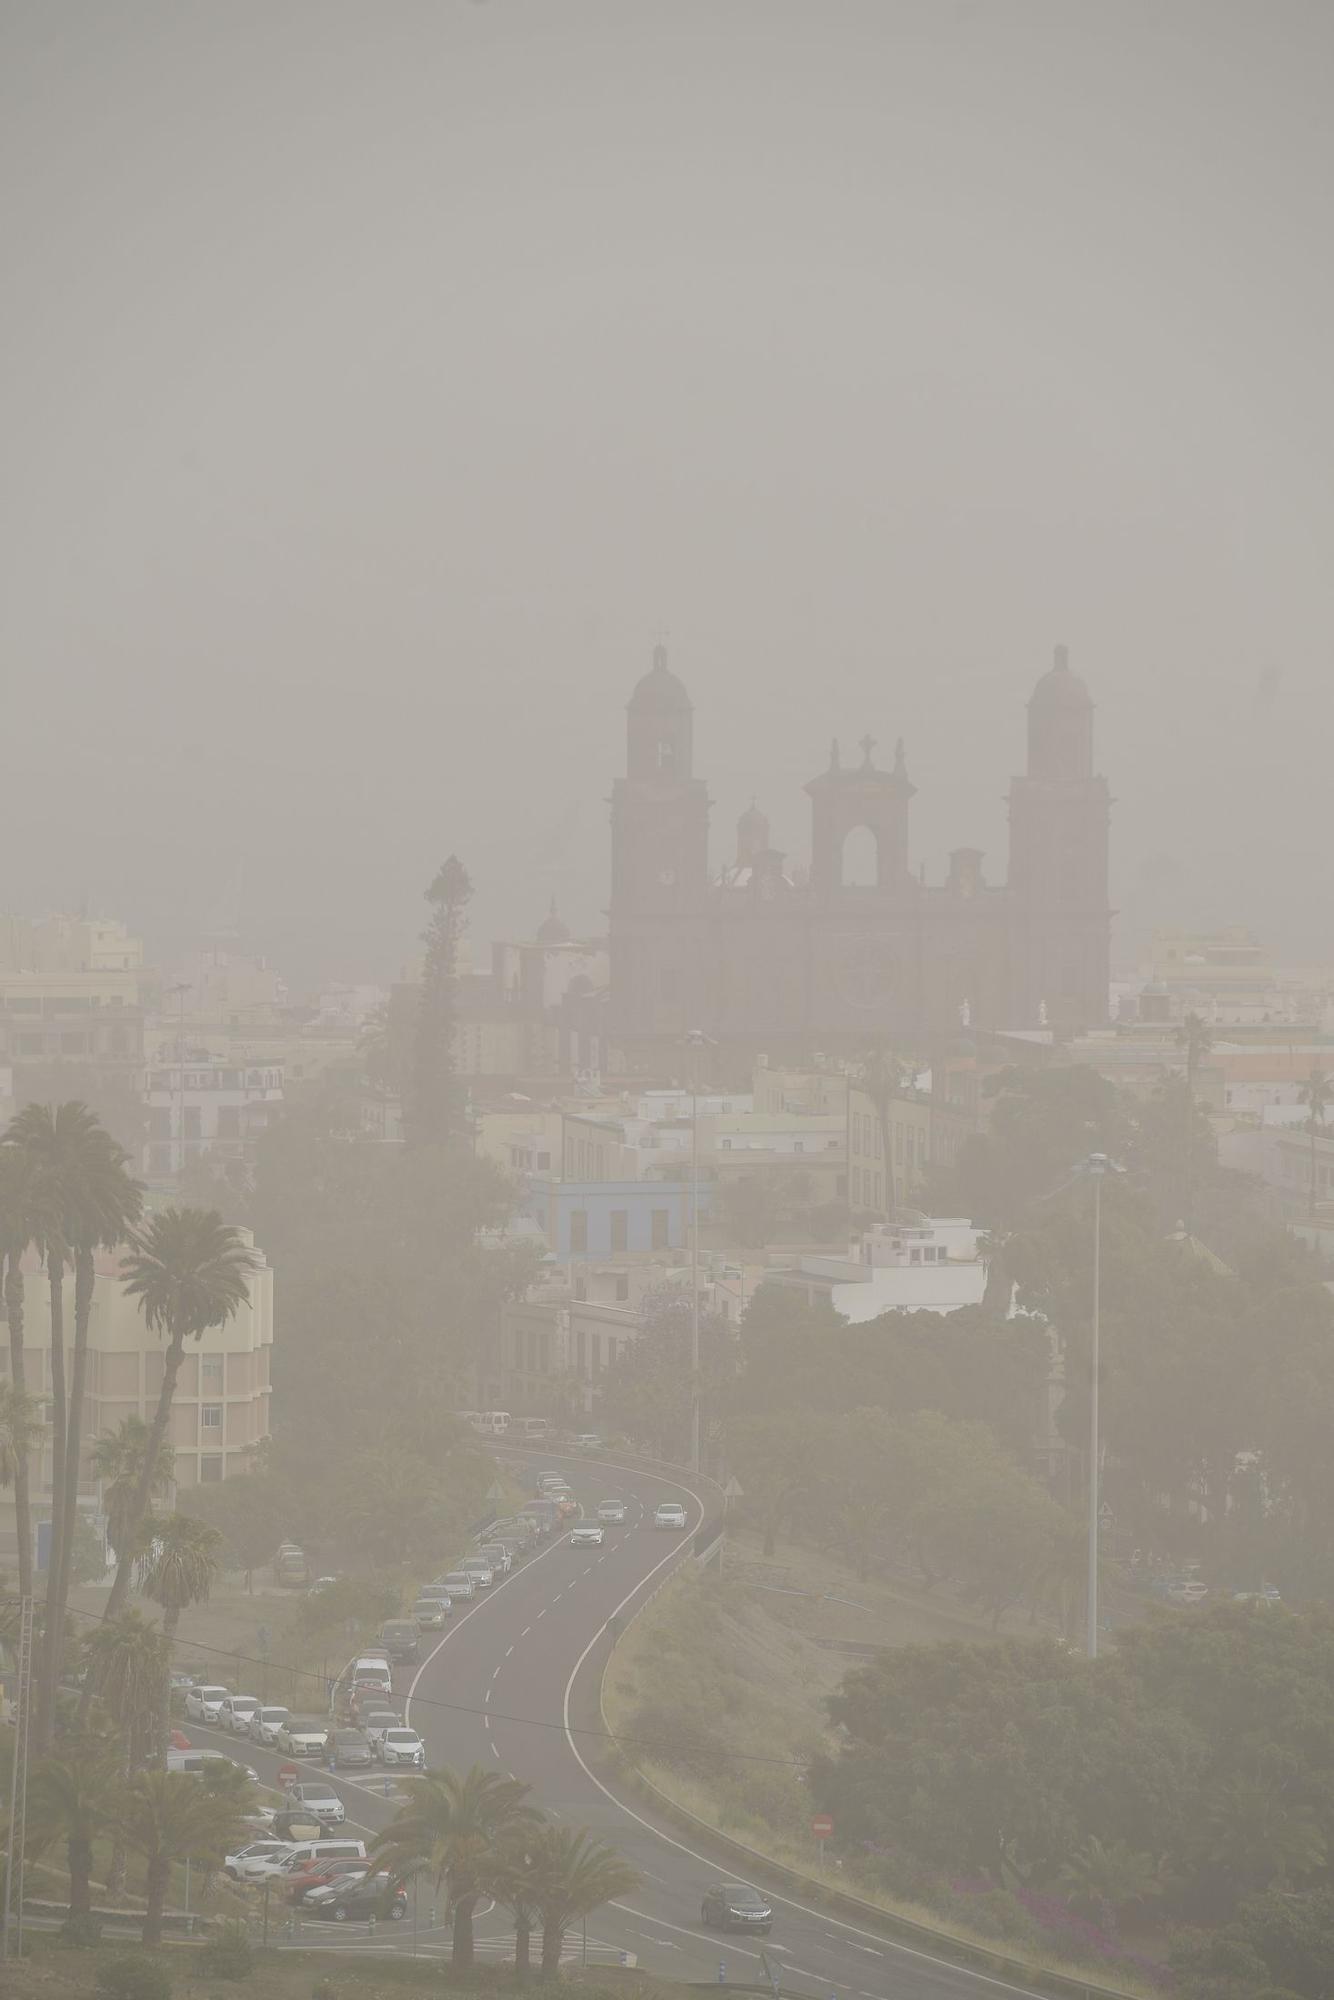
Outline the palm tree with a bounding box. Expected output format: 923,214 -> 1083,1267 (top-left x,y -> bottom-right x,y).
24,1743 -> 121,1920
0,1144 -> 50,1602
0,1380 -> 44,1600
526,1825 -> 640,1980
137,1513 -> 222,1759
84,1611 -> 171,1770
482,1827 -> 543,1979
1298,1066 -> 1332,1222
101,1209 -> 257,1623
5,1103 -> 141,1749
1173,1013 -> 1213,1227
372,1765 -> 541,1967
114,1768 -> 245,1944
92,1416 -> 176,1572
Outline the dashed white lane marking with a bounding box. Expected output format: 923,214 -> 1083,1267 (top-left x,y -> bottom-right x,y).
505,1644 -> 514,1657
610,1903 -> 763,1963
536,1606 -> 547,1618
489,1740 -> 499,1757
520,1625 -> 531,1638
484,1688 -> 491,1705
490,1663 -> 501,1680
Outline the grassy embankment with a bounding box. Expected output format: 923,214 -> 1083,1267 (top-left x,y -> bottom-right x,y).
601,1525 -> 1158,2000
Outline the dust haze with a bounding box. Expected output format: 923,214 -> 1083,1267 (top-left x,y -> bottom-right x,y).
4,0 -> 1332,980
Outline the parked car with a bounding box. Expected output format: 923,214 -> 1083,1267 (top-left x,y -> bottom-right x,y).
379,1620 -> 420,1662
570,1523 -> 604,1549
654,1502 -> 687,1530
417,1582 -> 456,1606
274,1837 -> 366,1876
479,1542 -> 513,1575
377,1726 -> 425,1768
330,1728 -> 374,1770
414,1598 -> 448,1629
224,1839 -> 292,1882
185,1684 -> 229,1723
350,1684 -> 399,1725
1233,1586 -> 1283,1606
351,1654 -> 393,1688
278,1717 -> 330,1758
249,1705 -> 290,1746
359,1706 -> 400,1749
219,1694 -> 261,1735
596,1500 -> 627,1525
536,1471 -> 565,1492
461,1557 -> 494,1589
286,1856 -> 369,1903
283,1781 -> 346,1825
270,1809 -> 325,1843
168,1729 -> 193,1751
305,1873 -> 407,1923
1167,1581 -> 1209,1606
167,1748 -> 259,1783
701,1883 -> 773,1934
440,1571 -> 475,1600
573,1433 -> 604,1451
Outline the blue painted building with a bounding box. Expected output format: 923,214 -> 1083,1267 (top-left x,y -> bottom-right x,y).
535,1179 -> 702,1259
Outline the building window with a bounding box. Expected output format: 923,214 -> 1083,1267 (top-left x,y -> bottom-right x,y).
610,1209 -> 628,1252
201,1355 -> 223,1391
614,1275 -> 629,1303
536,1151 -> 550,1170
184,1106 -> 202,1140
200,1454 -> 223,1483
148,1107 -> 170,1140
217,1106 -> 240,1139
150,1145 -> 171,1178
651,1208 -> 669,1250
570,1210 -> 588,1254
656,739 -> 675,770
201,1404 -> 223,1430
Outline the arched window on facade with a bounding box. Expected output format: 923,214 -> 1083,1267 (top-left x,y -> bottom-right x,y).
841,823 -> 879,888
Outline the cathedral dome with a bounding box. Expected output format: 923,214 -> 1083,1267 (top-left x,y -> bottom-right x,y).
628,643 -> 691,713
1029,644 -> 1092,710
537,899 -> 571,945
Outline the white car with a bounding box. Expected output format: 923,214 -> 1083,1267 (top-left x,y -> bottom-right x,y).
596,1500 -> 627,1525
284,1782 -> 346,1825
378,1726 -> 425,1768
225,1839 -> 293,1882
185,1685 -> 229,1723
219,1695 -> 261,1735
479,1542 -> 513,1575
249,1706 -> 290,1746
654,1502 -> 687,1530
570,1523 -> 604,1548
462,1558 -> 494,1589
277,1717 -> 330,1758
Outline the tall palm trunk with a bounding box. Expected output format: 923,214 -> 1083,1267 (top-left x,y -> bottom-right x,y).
540,1917 -> 565,1980
143,1854 -> 168,1945
156,1606 -> 182,1765
4,1253 -> 35,1601
102,1326 -> 184,1624
37,1246 -> 68,1753
1310,1121 -> 1319,1221
67,1833 -> 93,1920
451,1891 -> 477,1967
514,1906 -> 533,1978
55,1250 -> 96,1636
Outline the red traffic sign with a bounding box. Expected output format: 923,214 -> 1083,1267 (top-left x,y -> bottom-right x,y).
277,1763 -> 298,1788
810,1814 -> 834,1839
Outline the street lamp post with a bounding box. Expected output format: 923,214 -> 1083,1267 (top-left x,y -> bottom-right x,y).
1079,1152 -> 1121,1659
686,1030 -> 705,1474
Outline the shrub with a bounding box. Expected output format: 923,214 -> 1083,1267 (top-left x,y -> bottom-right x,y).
60,1913 -> 104,1948
95,1952 -> 174,2000
312,1981 -> 337,2000
199,1919 -> 254,1980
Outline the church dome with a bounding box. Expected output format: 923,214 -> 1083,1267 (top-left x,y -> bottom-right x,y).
537,899 -> 571,945
1030,644 -> 1092,710
628,643 -> 691,713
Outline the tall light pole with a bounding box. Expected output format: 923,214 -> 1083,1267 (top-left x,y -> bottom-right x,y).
1078,1152 -> 1121,1658
685,1029 -> 708,1474
169,979 -> 190,1183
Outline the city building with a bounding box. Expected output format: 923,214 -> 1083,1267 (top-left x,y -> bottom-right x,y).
608,643 -> 1111,1057
768,1216 -> 988,1323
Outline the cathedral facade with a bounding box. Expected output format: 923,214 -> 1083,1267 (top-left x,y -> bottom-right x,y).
607,646 -> 1111,1055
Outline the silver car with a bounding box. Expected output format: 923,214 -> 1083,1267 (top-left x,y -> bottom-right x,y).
462,1557 -> 495,1589
249,1705 -> 290,1746
441,1571 -> 475,1600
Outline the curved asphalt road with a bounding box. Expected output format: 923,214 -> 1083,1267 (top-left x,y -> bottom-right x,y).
198,1447 -> 1045,2000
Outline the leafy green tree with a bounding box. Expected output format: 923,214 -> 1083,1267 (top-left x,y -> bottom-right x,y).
601,1282 -> 738,1461
114,1768 -> 244,1944
407,855 -> 472,1149
5,1102 -> 141,1750
24,1742 -> 121,1918
908,1433 -> 1068,1628
92,1417 -> 176,1571
1297,1066 -> 1332,1221
526,1825 -> 640,1980
1218,1888 -> 1334,2000
179,1466 -> 284,1590
0,1141 -> 49,1601
0,1379 -> 43,1602
372,1765 -> 541,1967
929,1064 -> 1129,1231
84,1612 -> 171,1770
727,1410 -> 828,1555
101,1209 -> 258,1623
1058,1834 -> 1161,1934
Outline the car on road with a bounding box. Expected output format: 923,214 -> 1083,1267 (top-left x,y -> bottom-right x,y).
185,1684 -> 229,1723
219,1694 -> 261,1735
413,1598 -> 448,1629
359,1706 -> 400,1749
167,1747 -> 260,1783
417,1581 -> 456,1606
224,1839 -> 292,1882
654,1502 -> 687,1530
536,1470 -> 565,1491
440,1570 -> 476,1600
379,1620 -> 420,1662
480,1541 -> 513,1575
1233,1586 -> 1282,1606
275,1837 -> 366,1877
378,1725 -> 426,1768
570,1522 -> 604,1548
701,1883 -> 774,1933
330,1728 -> 374,1770
596,1500 -> 627,1525
1167,1580 -> 1210,1606
278,1716 -> 330,1758
307,1575 -> 340,1595
283,1781 -> 346,1824
517,1503 -> 556,1538
349,1685 -> 397,1726
305,1872 -> 407,1923
573,1433 -> 604,1451
249,1705 -> 290,1747
462,1556 -> 495,1589
287,1856 -> 369,1904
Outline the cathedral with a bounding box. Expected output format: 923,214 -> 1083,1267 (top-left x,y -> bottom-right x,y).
607,645 -> 1111,1056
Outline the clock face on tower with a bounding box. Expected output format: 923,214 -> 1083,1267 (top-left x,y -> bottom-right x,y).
834,933 -> 898,1011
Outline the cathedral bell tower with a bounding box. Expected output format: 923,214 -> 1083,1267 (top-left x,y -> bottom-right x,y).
1007,645 -> 1111,1031
609,646 -> 710,1039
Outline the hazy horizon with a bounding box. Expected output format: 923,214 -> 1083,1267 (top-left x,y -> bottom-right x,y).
4,0 -> 1333,989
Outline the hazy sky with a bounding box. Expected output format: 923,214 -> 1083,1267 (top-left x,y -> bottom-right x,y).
4,0 -> 1332,987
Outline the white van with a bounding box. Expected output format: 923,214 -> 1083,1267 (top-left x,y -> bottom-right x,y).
351,1656 -> 392,1693
476,1411 -> 511,1436
273,1837 -> 367,1876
